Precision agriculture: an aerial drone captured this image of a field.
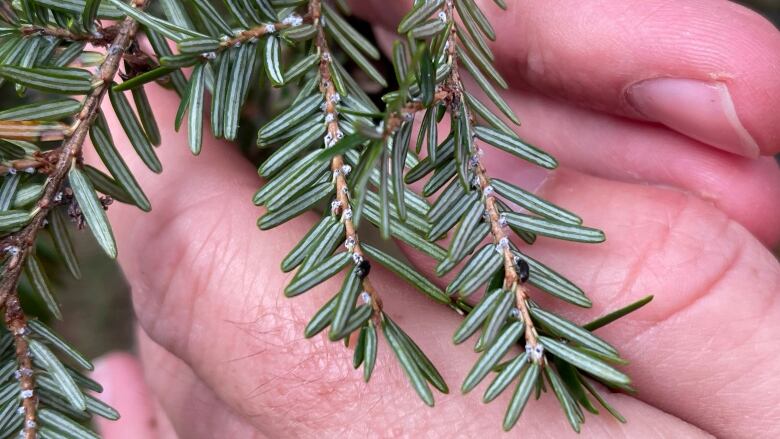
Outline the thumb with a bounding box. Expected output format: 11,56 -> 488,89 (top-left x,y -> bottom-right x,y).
91,352 -> 176,438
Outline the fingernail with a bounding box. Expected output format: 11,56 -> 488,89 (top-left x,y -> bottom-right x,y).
627,78 -> 760,158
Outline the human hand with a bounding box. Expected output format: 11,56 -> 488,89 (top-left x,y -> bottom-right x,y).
90,1 -> 780,437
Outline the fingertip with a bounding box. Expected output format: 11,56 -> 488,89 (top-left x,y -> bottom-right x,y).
486,85 -> 780,247
717,4 -> 780,156
625,78 -> 762,159
92,352 -> 161,439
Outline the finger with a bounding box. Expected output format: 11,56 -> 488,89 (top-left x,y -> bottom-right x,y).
356,0 -> 780,157
371,27 -> 780,246
493,86 -> 780,246
96,86 -> 710,437
135,330 -> 260,439
91,352 -> 175,439
503,169 -> 780,438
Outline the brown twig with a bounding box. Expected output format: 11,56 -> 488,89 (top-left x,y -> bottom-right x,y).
0,2 -> 149,436
20,24 -> 117,45
5,296 -> 35,438
21,23 -> 157,76
220,13 -> 313,49
381,90 -> 449,138
0,0 -> 145,305
0,150 -> 60,176
441,0 -> 540,355
312,0 -> 453,321
474,165 -> 540,349
309,0 -> 386,318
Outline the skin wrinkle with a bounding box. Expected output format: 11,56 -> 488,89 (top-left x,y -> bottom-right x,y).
639,217 -> 738,334
191,224 -> 257,367
613,197 -> 683,304
560,185 -> 737,332
702,252 -> 780,402
628,0 -> 677,31
236,228 -> 261,323
224,278 -> 307,368
624,222 -> 741,353
620,193 -> 717,297
618,236 -> 780,436
138,335 -> 270,439
182,214 -> 227,360
130,189 -> 236,331
708,334 -> 767,400
252,344 -> 342,392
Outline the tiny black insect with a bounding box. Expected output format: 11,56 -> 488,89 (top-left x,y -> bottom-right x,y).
515,257 -> 530,283
356,259 -> 371,279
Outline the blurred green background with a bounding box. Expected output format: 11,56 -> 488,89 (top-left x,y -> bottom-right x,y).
7,0 -> 779,361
